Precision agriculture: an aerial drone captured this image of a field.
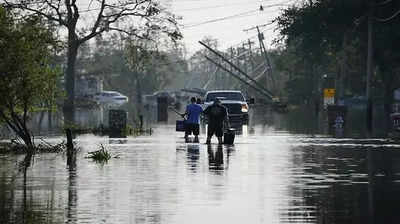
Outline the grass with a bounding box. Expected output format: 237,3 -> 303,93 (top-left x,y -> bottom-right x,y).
86,144 -> 114,163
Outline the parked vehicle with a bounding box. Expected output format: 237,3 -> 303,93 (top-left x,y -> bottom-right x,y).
202,90 -> 254,131
93,91 -> 128,106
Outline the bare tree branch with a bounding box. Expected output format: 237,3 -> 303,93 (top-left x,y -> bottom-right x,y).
4,0 -> 68,26
88,0 -> 106,40
44,0 -> 67,26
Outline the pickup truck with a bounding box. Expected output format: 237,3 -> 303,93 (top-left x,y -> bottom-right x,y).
202,90 -> 253,131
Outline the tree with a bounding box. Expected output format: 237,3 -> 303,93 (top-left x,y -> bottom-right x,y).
274,1 -> 369,105
124,37 -> 187,118
0,7 -> 60,151
4,0 -> 182,125
274,0 -> 400,134
187,36 -> 222,90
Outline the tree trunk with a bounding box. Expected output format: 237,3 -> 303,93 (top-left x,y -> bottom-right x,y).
48,109 -> 52,131
66,128 -> 75,167
63,40 -> 79,126
16,124 -> 34,151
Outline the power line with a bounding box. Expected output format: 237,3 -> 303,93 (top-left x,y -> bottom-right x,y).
243,21 -> 274,32
181,8 -> 282,29
175,1 -> 266,12
179,1 -> 289,29
181,9 -> 260,28
228,25 -> 275,49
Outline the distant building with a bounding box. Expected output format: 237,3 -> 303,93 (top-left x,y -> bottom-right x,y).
75,76 -> 103,97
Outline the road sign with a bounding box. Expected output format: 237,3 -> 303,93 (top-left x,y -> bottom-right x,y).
323,88 -> 335,107
324,88 -> 335,98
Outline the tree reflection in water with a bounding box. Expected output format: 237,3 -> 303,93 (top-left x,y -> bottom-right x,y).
0,154 -> 63,224
66,153 -> 77,224
284,145 -> 400,224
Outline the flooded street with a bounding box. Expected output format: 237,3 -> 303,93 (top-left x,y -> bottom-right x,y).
1,124 -> 400,224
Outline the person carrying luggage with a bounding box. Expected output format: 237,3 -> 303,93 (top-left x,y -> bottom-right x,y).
203,98 -> 228,144
182,97 -> 203,143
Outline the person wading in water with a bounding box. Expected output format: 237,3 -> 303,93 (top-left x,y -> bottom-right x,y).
182,97 -> 203,143
203,98 -> 228,144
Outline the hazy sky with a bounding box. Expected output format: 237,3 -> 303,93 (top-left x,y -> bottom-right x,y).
75,0 -> 296,54
171,0 -> 296,54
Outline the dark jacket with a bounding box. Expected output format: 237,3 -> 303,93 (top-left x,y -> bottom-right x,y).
203,103 -> 228,126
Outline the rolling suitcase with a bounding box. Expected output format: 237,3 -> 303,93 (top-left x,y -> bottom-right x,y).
223,128 -> 235,144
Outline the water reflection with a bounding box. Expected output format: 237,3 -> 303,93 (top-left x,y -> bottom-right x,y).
67,155 -> 77,224
207,145 -> 224,173
1,127 -> 400,223
186,144 -> 200,172
109,138 -> 128,144
282,143 -> 400,224
0,153 -> 66,224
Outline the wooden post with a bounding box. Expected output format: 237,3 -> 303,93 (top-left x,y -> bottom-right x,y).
66,128 -> 75,166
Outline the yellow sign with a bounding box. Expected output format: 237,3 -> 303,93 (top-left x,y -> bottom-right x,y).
324,88 -> 335,98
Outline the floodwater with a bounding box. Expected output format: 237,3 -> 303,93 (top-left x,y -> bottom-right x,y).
1,124 -> 400,224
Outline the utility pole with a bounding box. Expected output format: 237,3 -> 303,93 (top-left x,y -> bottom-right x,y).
256,26 -> 275,91
242,40 -> 255,86
242,43 -> 248,75
243,39 -> 255,74
248,39 -> 255,71
230,47 -> 235,88
366,0 -> 374,135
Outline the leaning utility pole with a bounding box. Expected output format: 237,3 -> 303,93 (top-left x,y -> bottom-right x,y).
199,41 -> 275,99
204,56 -> 273,100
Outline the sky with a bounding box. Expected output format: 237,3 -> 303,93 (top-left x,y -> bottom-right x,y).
170,0 -> 297,54
73,0 -> 296,55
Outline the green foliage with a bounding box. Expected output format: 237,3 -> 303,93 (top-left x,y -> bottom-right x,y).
0,7 -> 60,148
86,144 -> 118,163
272,0 -> 398,105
